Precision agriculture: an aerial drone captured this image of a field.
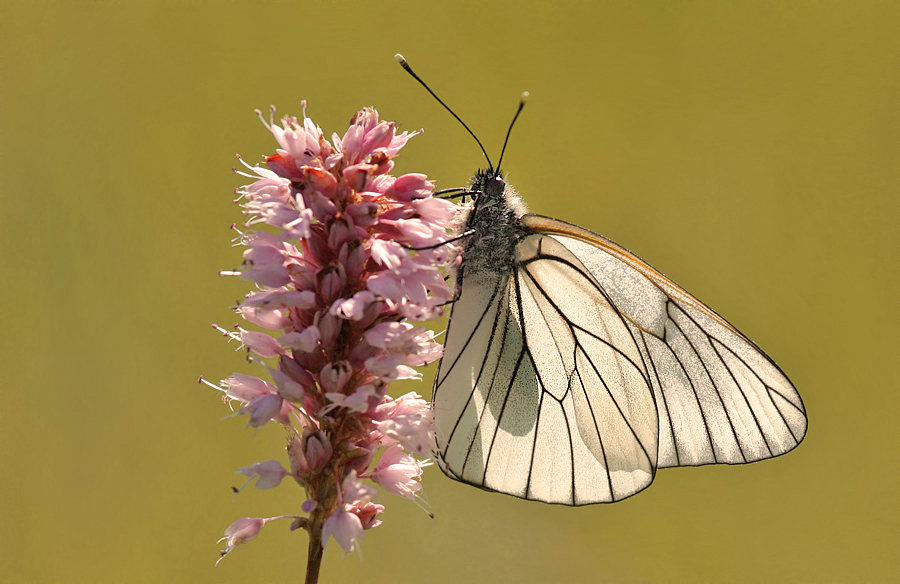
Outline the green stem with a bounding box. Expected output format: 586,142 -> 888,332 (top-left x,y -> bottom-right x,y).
304,473 -> 333,584
305,521 -> 323,584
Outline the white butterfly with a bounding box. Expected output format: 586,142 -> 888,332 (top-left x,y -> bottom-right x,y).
431,168 -> 808,505
394,54 -> 807,505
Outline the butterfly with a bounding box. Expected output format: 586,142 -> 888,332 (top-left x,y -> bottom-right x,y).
396,54 -> 808,505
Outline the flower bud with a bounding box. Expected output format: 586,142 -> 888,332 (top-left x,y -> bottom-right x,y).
342,443 -> 374,475
292,345 -> 326,374
304,431 -> 333,470
343,164 -> 375,192
361,121 -> 395,153
286,263 -> 317,293
349,339 -> 381,369
384,173 -> 433,202
279,356 -> 315,387
317,311 -> 342,346
305,224 -> 333,264
242,242 -> 290,288
289,430 -> 333,475
346,203 -> 380,228
319,361 -> 353,394
317,266 -> 346,304
280,325 -> 321,353
366,150 -> 392,175
303,166 -> 337,195
348,501 -> 384,530
328,217 -> 356,250
265,153 -> 301,180
339,241 -> 367,281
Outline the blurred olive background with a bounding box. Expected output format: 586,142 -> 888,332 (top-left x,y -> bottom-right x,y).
1,1 -> 897,583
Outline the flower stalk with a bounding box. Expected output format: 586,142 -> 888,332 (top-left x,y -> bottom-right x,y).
209,103 -> 457,581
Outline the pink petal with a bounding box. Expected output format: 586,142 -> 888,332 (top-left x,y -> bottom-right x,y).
322,509 -> 364,554
222,373 -> 271,402
241,330 -> 286,358
236,460 -> 289,490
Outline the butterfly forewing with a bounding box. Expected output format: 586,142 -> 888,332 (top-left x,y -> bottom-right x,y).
524,214 -> 807,469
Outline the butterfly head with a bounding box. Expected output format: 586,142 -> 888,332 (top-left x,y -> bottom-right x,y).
466,168 -> 526,217
470,168 -> 505,203
452,168 -> 529,287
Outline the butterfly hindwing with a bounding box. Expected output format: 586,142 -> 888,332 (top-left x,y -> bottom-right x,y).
433,232 -> 660,504
517,233 -> 659,502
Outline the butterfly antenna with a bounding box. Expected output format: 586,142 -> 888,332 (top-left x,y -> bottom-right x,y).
495,92 -> 529,176
395,54 -> 494,171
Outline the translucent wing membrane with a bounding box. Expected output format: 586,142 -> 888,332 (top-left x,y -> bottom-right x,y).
433,213 -> 806,506
433,234 -> 659,504
523,215 -> 807,470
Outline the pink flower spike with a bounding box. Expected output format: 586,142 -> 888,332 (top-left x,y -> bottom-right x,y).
360,121 -> 395,153
346,202 -> 380,227
365,354 -> 420,383
386,391 -> 432,417
397,218 -> 440,247
364,321 -> 414,349
213,103 -> 457,576
236,460 -> 289,490
385,128 -> 420,157
322,508 -> 364,556
365,271 -> 404,302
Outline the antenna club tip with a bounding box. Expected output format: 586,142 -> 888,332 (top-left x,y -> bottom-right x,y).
520,91 -> 530,103
394,53 -> 407,65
